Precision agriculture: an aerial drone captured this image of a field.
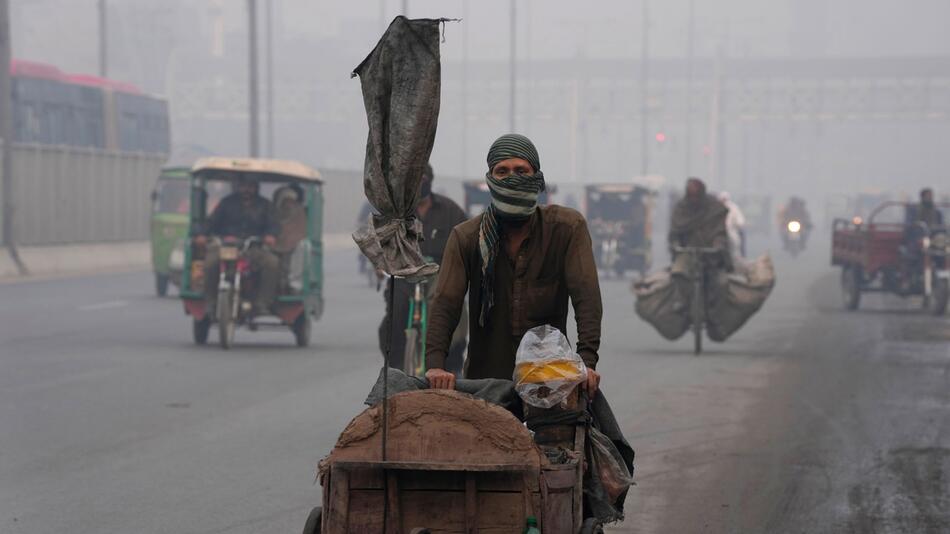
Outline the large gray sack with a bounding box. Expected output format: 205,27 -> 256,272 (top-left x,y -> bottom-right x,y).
633,270 -> 691,340
706,254 -> 775,342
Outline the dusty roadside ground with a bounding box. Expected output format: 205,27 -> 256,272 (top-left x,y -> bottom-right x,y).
609,265 -> 950,533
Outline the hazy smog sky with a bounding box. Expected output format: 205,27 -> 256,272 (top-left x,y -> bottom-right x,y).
10,0 -> 950,209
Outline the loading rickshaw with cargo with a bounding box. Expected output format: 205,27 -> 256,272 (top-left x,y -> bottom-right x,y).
179,158 -> 325,348
584,183 -> 654,277
832,200 -> 949,314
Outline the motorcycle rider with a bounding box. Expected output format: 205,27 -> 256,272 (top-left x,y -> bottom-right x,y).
196,174 -> 280,315
778,196 -> 813,248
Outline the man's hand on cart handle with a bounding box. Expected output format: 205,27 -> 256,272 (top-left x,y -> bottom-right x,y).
582,369 -> 601,399
426,368 -> 456,390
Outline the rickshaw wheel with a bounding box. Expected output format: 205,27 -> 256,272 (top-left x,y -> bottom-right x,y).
581,518 -> 604,534
155,273 -> 169,297
301,506 -> 321,534
218,294 -> 235,350
932,279 -> 949,316
193,317 -> 211,345
841,266 -> 862,311
293,313 -> 312,347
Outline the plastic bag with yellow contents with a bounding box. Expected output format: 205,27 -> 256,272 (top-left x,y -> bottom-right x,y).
513,325 -> 588,409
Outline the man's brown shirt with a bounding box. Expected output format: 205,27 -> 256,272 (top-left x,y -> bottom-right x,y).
426,205 -> 603,380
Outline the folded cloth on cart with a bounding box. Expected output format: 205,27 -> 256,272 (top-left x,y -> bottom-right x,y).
365,367 -> 636,524
365,368 -> 522,414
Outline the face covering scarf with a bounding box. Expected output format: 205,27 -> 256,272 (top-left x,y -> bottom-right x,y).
477,171 -> 545,326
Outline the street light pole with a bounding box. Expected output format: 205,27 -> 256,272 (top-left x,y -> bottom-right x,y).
461,0 -> 469,178
248,0 -> 260,157
639,0 -> 649,176
401,0 -> 408,16
265,0 -> 274,157
684,0 -> 695,177
0,0 -> 26,274
98,0 -> 107,77
509,0 -> 516,132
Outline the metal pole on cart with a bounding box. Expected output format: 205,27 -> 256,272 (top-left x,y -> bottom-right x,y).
381,273 -> 398,532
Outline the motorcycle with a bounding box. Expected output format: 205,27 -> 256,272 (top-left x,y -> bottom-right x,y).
214,236 -> 263,349
782,219 -> 806,256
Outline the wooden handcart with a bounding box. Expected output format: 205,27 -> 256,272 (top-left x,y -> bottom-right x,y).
303,389 -> 600,533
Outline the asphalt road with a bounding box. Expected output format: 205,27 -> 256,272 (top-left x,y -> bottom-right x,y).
1,242 -> 948,533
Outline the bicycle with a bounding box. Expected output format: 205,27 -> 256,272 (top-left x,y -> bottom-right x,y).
673,245 -> 723,355
402,278 -> 428,377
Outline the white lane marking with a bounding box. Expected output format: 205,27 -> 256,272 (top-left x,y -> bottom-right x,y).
78,300 -> 129,311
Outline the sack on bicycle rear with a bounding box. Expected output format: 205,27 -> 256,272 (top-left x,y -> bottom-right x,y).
705,254 -> 775,342
633,269 -> 691,340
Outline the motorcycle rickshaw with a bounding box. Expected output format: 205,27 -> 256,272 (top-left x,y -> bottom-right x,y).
179,157 -> 325,348
463,180 -> 556,217
584,183 -> 653,277
150,167 -> 192,296
832,201 -> 949,315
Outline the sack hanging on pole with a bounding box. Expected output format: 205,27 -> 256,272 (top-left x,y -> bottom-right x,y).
351,16 -> 443,280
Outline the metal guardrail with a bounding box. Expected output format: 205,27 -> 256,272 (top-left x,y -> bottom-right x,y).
0,142 -> 166,246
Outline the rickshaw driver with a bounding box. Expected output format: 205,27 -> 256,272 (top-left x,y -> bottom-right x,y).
194,173 -> 281,315
423,134 -> 603,397
902,188 -> 945,275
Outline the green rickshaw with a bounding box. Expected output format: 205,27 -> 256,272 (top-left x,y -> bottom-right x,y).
179,157 -> 325,348
150,167 -> 192,296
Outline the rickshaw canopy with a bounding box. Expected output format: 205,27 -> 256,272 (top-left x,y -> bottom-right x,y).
191,157 -> 323,184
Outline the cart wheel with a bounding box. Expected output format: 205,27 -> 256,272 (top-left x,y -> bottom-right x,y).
841,266 -> 862,311
932,278 -> 949,316
193,317 -> 211,345
693,323 -> 702,355
301,506 -> 321,534
155,273 -> 169,297
292,313 -> 312,347
218,293 -> 235,350
581,518 -> 605,534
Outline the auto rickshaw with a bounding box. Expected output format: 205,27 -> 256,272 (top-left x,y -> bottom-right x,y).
584,183 -> 653,277
463,180 -> 556,217
150,167 -> 191,296
179,158 -> 325,348
832,201 -> 949,314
